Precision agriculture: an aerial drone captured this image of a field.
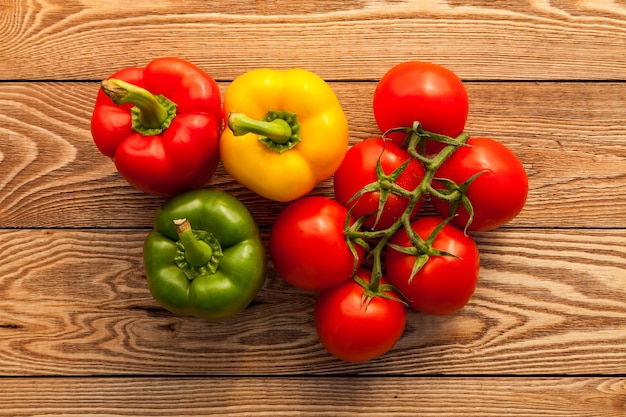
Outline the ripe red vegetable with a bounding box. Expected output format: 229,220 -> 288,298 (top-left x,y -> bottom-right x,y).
315,270 -> 407,362
373,61 -> 469,153
91,57 -> 222,195
431,137 -> 529,231
270,196 -> 364,291
386,217 -> 480,316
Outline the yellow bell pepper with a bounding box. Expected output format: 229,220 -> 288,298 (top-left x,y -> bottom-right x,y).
220,68 -> 349,202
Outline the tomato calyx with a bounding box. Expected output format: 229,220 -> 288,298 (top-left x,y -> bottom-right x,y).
345,143 -> 417,229
386,216 -> 460,283
350,267 -> 407,309
429,170 -> 489,233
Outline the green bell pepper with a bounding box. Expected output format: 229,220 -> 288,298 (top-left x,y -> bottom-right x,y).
143,189 -> 267,321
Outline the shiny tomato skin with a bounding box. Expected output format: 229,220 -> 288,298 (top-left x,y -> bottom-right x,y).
333,138 -> 425,230
270,196 -> 364,291
431,137 -> 528,231
373,62 -> 469,149
386,217 -> 480,315
315,270 -> 407,362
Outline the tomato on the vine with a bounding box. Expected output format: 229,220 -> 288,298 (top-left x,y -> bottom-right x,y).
373,61 -> 469,152
269,196 -> 364,291
333,138 -> 425,230
386,216 -> 480,315
430,137 -> 528,231
314,269 -> 407,362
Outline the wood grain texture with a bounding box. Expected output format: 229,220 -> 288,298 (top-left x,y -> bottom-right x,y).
1,81 -> 626,229
0,228 -> 623,376
2,0 -> 626,414
2,0 -> 626,80
0,376 -> 624,416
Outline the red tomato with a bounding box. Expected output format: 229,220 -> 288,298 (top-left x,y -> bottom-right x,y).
386,217 -> 480,315
431,137 -> 528,231
315,270 -> 407,362
333,138 -> 425,230
270,196 -> 364,291
373,61 -> 469,152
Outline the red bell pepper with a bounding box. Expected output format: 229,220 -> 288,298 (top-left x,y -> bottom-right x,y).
90,57 -> 222,195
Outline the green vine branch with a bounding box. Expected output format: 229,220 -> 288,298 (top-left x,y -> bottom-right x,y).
344,122 -> 472,298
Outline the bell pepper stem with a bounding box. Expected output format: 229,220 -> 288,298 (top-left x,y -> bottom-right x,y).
101,78 -> 176,132
228,112 -> 292,144
174,218 -> 214,267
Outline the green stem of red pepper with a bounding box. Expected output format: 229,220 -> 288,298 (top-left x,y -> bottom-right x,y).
346,126 -> 471,296
100,78 -> 177,135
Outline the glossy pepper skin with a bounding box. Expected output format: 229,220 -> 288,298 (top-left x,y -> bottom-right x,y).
91,57 -> 222,195
143,189 -> 267,321
220,68 -> 349,202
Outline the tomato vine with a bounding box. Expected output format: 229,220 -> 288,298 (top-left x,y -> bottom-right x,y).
343,122 -> 473,299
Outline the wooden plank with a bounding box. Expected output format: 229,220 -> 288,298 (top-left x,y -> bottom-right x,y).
1,3 -> 625,416
0,376 -> 624,416
1,81 -> 626,228
2,1 -> 626,80
3,2 -> 625,415
0,228 -> 624,376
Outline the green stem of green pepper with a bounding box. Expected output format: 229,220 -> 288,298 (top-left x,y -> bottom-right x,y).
174,218 -> 214,267
100,78 -> 177,135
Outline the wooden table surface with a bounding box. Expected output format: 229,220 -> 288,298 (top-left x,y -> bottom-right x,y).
2,1 -> 626,415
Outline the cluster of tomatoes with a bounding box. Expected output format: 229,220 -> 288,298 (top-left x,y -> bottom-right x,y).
269,62 -> 529,363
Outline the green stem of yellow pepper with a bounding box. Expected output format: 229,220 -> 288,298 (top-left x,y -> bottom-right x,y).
174,218 -> 213,267
227,110 -> 302,153
228,112 -> 292,143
